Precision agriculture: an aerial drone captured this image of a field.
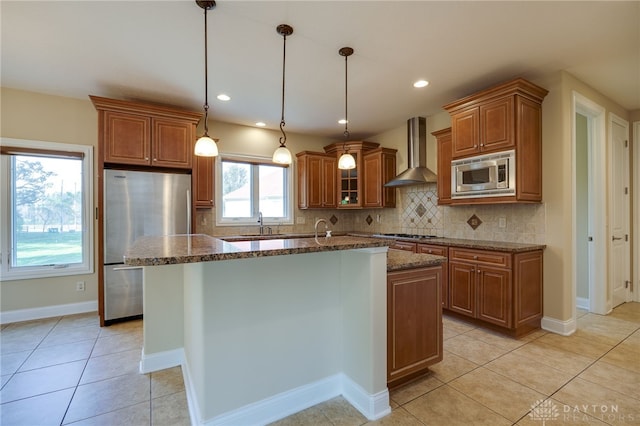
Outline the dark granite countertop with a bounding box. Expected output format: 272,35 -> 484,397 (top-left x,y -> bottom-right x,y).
124,234 -> 388,266
349,232 -> 545,253
387,249 -> 446,272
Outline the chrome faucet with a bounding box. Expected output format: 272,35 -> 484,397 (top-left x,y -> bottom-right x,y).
258,211 -> 264,235
314,218 -> 331,240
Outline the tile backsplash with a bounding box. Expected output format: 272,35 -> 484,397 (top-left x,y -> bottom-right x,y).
196,183 -> 545,244
351,183 -> 546,244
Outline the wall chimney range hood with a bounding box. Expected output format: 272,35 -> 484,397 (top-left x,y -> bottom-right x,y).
384,117 -> 437,187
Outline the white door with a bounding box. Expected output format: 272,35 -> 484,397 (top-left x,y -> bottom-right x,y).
609,114 -> 630,307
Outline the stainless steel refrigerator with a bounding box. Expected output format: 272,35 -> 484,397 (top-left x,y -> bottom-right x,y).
103,169 -> 191,323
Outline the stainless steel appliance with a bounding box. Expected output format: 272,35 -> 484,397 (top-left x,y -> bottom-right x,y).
451,150 -> 515,199
384,117 -> 437,187
373,233 -> 438,240
103,169 -> 191,323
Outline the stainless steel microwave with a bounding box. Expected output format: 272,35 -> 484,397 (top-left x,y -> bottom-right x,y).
451,150 -> 516,198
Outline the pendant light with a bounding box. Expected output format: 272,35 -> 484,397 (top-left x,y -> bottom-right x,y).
337,47 -> 356,170
272,24 -> 293,165
194,0 -> 219,157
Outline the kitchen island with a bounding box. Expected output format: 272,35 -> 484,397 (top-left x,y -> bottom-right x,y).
125,234 -> 444,425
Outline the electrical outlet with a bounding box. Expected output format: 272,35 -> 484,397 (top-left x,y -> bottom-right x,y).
296,217 -> 305,224
376,214 -> 381,223
76,281 -> 85,291
498,217 -> 506,228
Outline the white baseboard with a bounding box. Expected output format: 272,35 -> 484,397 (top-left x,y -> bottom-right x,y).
341,374 -> 391,420
0,301 -> 98,325
139,347 -> 184,374
576,297 -> 589,310
180,367 -> 391,426
541,315 -> 576,336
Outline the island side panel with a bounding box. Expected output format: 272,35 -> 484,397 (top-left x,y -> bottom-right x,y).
188,252 -> 344,422
340,247 -> 390,419
182,262 -> 207,423
141,264 -> 185,373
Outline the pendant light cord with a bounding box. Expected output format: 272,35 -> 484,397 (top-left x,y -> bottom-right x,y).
279,31 -> 288,148
202,7 -> 210,136
344,52 -> 349,140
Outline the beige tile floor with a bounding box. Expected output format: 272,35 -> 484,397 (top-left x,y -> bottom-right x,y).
1,302 -> 638,425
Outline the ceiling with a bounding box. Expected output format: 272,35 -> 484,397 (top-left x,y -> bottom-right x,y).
2,1 -> 639,140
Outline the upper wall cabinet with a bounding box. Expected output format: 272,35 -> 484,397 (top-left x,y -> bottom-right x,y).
296,151 -> 337,209
441,78 -> 548,204
363,147 -> 397,208
443,78 -> 548,160
432,128 -> 452,205
90,96 -> 202,169
324,141 -> 396,209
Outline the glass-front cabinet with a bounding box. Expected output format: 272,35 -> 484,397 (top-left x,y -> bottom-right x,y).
340,152 -> 358,206
323,141 -> 395,209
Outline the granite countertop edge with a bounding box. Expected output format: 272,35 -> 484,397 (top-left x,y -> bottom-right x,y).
348,232 -> 546,253
124,234 -> 390,267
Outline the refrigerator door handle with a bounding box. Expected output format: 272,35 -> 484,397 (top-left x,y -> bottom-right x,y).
112,266 -> 144,271
186,189 -> 191,234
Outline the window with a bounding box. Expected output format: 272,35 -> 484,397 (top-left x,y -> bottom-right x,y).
0,138 -> 93,280
216,155 -> 293,226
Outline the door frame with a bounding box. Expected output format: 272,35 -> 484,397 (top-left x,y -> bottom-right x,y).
609,113 -> 631,307
634,120 -> 640,302
572,91 -> 608,315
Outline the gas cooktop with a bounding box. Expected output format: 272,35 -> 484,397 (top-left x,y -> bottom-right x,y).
373,233 -> 438,240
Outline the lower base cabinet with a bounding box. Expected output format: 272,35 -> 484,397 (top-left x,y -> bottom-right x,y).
447,248 -> 543,336
387,265 -> 443,388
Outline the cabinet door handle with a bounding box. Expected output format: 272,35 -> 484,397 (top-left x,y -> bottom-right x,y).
477,269 -> 481,274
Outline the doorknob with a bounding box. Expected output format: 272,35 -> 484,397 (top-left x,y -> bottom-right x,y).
612,236 -> 623,241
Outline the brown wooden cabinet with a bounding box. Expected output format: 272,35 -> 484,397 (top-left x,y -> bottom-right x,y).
447,247 -> 542,336
417,243 -> 449,309
363,147 -> 397,208
193,153 -> 214,208
324,141 -> 395,209
432,128 -> 452,205
441,78 -> 548,204
91,96 -> 201,169
387,265 -> 443,388
390,241 -> 417,252
296,152 -> 336,209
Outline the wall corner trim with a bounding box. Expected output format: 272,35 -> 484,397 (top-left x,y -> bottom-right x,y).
541,315 -> 576,336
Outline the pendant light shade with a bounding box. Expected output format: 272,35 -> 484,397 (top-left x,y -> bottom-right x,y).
194,0 -> 218,157
272,146 -> 292,164
273,24 -> 293,165
338,47 -> 356,170
338,152 -> 356,169
195,135 -> 219,156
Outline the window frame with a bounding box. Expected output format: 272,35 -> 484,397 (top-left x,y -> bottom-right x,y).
0,138 -> 94,281
215,153 -> 294,227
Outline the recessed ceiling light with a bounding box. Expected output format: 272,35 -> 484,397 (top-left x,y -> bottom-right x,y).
217,94 -> 231,101
255,122 -> 266,127
413,80 -> 429,88
338,119 -> 348,125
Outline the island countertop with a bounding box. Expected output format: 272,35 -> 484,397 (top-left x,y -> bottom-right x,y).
123,234 -> 389,266
386,249 -> 446,271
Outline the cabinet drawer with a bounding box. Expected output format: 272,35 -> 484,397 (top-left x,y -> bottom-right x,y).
417,244 -> 447,257
390,241 -> 417,252
449,248 -> 511,268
